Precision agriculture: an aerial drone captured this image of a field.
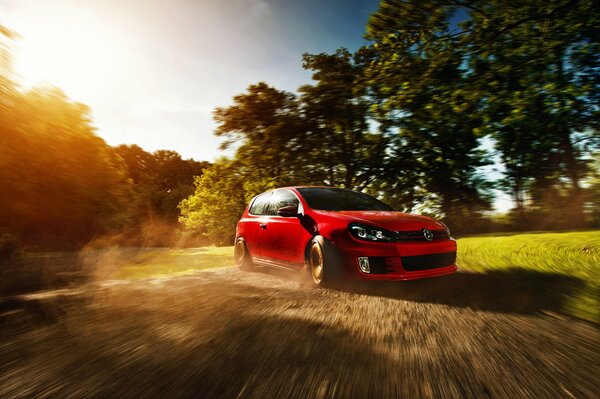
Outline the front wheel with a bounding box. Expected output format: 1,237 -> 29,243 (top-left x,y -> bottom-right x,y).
307,240 -> 342,286
309,241 -> 325,285
234,238 -> 254,270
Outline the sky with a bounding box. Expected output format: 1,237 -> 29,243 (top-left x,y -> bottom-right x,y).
1,0 -> 379,160
1,0 -> 512,212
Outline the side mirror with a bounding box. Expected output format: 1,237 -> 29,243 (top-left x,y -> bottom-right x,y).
277,205 -> 299,217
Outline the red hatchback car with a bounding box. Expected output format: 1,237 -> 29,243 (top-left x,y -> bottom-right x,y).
234,187 -> 457,285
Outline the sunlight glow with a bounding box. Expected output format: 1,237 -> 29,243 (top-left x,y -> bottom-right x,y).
9,4 -> 130,102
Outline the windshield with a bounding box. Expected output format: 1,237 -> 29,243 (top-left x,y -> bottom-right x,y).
297,187 -> 393,211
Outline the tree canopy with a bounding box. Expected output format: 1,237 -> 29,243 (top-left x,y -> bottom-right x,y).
3,0 -> 600,249
181,0 -> 599,243
0,27 -> 210,249
0,86 -> 135,248
366,0 -> 599,228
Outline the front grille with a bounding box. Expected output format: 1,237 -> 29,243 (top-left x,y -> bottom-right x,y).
401,252 -> 456,271
395,229 -> 449,241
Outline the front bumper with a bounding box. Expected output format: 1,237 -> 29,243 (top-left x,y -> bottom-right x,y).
354,262 -> 457,281
333,234 -> 458,281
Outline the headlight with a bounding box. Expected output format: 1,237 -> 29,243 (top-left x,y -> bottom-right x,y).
348,223 -> 395,242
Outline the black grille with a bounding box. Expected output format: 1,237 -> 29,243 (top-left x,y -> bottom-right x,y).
401,252 -> 456,271
365,257 -> 397,274
395,229 -> 449,241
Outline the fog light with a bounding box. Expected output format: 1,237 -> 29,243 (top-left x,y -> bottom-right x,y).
358,257 -> 370,273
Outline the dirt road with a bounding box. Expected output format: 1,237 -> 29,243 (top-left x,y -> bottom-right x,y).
1,266 -> 599,398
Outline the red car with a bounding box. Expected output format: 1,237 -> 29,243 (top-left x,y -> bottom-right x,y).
234,187 -> 457,285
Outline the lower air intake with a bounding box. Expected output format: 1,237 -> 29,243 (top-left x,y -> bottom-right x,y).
401,252 -> 456,271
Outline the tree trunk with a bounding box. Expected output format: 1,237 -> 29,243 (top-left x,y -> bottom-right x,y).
556,48 -> 585,228
560,130 -> 585,228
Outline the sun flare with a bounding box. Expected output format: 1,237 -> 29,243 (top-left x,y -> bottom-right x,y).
10,7 -> 126,101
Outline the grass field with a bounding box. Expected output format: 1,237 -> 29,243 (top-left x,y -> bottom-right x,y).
457,230 -> 599,323
113,246 -> 234,280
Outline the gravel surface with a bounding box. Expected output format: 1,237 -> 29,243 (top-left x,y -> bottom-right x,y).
1,267 -> 599,398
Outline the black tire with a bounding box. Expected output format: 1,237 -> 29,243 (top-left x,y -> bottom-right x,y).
307,239 -> 343,287
234,238 -> 254,271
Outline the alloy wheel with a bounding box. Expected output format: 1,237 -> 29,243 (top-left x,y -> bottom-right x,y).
310,243 -> 324,285
234,240 -> 246,266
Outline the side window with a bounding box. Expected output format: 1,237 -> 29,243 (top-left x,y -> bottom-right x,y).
249,193 -> 270,215
268,190 -> 299,215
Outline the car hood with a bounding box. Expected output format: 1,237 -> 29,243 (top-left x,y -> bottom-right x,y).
313,210 -> 445,231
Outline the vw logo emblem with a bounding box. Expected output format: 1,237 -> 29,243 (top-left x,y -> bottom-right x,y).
422,228 -> 433,241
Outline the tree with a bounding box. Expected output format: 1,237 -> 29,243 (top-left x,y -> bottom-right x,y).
465,0 -> 599,227
365,3 -> 493,229
0,87 -> 135,248
299,49 -> 388,190
365,0 -> 599,229
214,82 -> 311,187
114,145 -> 209,222
584,153 -> 600,227
179,159 -> 248,245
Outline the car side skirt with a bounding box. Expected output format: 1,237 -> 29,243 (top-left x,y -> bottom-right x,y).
252,256 -> 303,271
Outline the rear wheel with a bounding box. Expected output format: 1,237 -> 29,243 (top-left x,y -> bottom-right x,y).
234,238 -> 254,270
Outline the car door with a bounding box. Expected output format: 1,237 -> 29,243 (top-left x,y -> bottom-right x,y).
260,189 -> 309,267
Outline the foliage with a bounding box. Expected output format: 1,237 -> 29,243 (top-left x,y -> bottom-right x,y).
300,49 -> 389,190
0,86 -> 135,248
1,28 -> 210,249
179,160 -> 248,246
214,83 -> 310,185
359,34 -> 493,228
4,1 -> 600,249
468,0 -> 599,228
181,1 -> 599,240
1,30 -> 138,248
365,0 -> 599,229
113,145 -> 209,222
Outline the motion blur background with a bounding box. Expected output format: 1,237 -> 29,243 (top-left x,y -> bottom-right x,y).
0,0 -> 598,250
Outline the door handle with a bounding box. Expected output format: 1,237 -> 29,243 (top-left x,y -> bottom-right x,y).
259,223 -> 267,229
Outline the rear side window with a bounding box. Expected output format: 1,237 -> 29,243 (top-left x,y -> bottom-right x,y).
266,190 -> 299,215
249,190 -> 299,216
249,193 -> 271,215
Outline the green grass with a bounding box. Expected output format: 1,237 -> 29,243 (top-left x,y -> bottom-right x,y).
457,230 -> 600,323
115,246 -> 234,280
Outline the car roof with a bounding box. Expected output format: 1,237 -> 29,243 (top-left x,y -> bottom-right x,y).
252,186 -> 356,199
276,186 -> 352,190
